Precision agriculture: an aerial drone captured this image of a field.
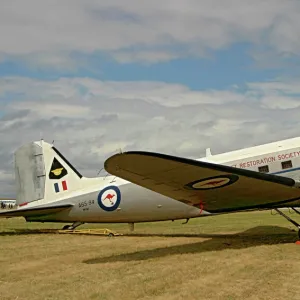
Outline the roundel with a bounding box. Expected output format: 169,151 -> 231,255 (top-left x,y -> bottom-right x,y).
185,174 -> 239,190
97,185 -> 121,211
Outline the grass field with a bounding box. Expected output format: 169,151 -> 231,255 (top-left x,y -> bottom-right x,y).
1,210 -> 300,300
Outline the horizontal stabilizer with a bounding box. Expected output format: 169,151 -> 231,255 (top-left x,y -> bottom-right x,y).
0,204 -> 73,218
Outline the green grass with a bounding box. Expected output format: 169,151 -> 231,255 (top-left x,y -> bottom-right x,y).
1,210 -> 300,300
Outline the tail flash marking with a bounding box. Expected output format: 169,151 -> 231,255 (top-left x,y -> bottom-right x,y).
54,180 -> 68,193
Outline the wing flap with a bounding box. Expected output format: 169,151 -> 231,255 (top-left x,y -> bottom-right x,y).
0,204 -> 73,218
104,151 -> 300,212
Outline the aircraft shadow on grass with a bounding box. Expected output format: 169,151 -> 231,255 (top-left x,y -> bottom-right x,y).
0,228 -> 60,236
83,226 -> 298,264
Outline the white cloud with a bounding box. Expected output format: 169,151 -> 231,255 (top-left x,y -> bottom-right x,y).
261,96 -> 300,109
112,50 -> 180,64
0,77 -> 245,108
0,0 -> 300,64
12,102 -> 91,118
248,80 -> 300,95
0,170 -> 14,182
247,79 -> 300,109
0,170 -> 14,198
21,52 -> 81,72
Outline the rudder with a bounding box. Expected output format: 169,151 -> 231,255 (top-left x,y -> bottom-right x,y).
14,142 -> 46,206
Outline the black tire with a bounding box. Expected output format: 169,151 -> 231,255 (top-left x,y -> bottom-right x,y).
108,233 -> 114,237
62,225 -> 70,230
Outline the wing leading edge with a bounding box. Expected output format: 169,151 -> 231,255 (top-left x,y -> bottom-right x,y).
104,151 -> 300,213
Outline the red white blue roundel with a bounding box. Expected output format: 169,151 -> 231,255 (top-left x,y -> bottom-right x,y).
185,174 -> 239,190
97,186 -> 121,211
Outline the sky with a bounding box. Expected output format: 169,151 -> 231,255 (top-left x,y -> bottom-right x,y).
1,0 -> 300,197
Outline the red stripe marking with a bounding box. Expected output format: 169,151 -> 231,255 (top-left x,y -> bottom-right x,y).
193,201 -> 205,214
62,180 -> 68,191
199,201 -> 204,213
19,202 -> 28,207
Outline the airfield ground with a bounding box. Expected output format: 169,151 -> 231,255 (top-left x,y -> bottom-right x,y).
1,211 -> 300,300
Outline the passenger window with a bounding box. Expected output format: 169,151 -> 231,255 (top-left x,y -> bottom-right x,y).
281,160 -> 292,169
258,165 -> 269,173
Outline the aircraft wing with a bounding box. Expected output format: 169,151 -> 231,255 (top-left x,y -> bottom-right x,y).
104,151 -> 300,213
0,204 -> 73,218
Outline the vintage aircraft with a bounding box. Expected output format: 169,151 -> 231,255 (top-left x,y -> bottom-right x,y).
1,137 -> 300,236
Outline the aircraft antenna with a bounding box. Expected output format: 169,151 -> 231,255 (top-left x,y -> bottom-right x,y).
206,148 -> 212,157
38,132 -> 44,147
115,148 -> 123,154
97,168 -> 103,177
110,176 -> 117,183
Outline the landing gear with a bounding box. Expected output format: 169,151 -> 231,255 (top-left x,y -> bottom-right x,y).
62,221 -> 84,230
182,218 -> 190,224
274,208 -> 300,239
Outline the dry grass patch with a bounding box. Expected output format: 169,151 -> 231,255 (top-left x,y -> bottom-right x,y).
1,211 -> 300,299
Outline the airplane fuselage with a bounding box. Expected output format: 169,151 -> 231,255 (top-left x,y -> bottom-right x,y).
26,178 -> 204,223
15,137 -> 300,224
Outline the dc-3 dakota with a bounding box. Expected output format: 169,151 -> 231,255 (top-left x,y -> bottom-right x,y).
2,137 -> 300,237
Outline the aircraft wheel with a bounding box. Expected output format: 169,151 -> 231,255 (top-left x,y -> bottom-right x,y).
108,233 -> 114,237
62,225 -> 71,230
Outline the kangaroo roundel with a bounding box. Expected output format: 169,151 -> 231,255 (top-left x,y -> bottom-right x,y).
185,174 -> 239,190
97,186 -> 121,211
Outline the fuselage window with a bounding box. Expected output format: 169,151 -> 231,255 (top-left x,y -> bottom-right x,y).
258,165 -> 269,173
281,160 -> 293,169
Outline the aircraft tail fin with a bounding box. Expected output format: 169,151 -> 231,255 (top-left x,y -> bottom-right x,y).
14,140 -> 83,207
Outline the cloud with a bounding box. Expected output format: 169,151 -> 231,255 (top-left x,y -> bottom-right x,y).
112,50 -> 180,64
0,170 -> 14,198
1,76 -> 300,196
0,52 -> 82,72
0,0 -> 300,65
12,102 -> 91,118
